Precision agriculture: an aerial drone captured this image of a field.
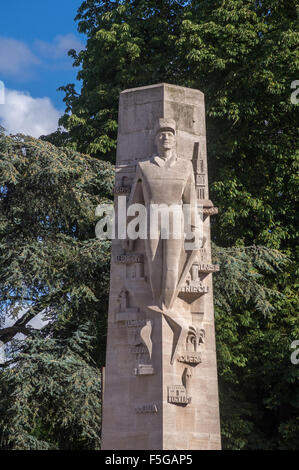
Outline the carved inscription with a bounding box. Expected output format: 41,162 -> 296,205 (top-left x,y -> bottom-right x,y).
116,254 -> 143,264
135,404 -> 158,414
198,264 -> 220,273
199,207 -> 219,216
134,364 -> 154,375
114,185 -> 131,195
179,276 -> 208,302
177,353 -> 201,365
180,283 -> 208,294
167,385 -> 191,405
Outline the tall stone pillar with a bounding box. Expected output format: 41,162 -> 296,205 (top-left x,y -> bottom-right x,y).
101,83 -> 221,450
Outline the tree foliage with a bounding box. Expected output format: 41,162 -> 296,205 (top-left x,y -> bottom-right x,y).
0,134 -> 114,449
213,244 -> 299,449
1,326 -> 103,450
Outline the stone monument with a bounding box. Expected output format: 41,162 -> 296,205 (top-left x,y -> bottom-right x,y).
101,83 -> 221,450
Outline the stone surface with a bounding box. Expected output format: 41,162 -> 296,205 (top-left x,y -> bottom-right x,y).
101,83 -> 221,450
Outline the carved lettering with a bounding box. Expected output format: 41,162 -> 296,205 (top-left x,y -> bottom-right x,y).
135,404 -> 158,413
168,396 -> 191,404
197,264 -> 220,273
116,254 -> 143,264
114,185 -> 131,195
134,364 -> 154,375
198,207 -> 218,215
177,353 -> 202,365
180,284 -> 209,293
167,385 -> 191,405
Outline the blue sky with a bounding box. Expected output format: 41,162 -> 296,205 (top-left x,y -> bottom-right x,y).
0,0 -> 86,137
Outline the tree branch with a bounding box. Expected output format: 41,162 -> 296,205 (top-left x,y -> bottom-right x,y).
0,325 -> 32,337
0,300 -> 47,345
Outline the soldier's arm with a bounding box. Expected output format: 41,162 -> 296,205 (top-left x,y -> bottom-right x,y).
123,163 -> 144,250
128,163 -> 144,207
182,161 -> 198,232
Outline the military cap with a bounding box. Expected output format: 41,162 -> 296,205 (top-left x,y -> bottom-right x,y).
154,118 -> 176,135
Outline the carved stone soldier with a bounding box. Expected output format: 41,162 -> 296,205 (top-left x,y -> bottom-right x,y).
128,118 -> 198,310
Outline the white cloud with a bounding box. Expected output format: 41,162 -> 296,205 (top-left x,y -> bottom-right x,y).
0,34 -> 84,79
35,33 -> 84,59
0,37 -> 39,78
0,89 -> 62,137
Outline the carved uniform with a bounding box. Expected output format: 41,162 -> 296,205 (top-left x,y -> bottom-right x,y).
129,153 -> 197,309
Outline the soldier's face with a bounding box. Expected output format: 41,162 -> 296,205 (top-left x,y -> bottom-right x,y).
156,131 -> 175,153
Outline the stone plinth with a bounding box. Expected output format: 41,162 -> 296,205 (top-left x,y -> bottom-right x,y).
101,83 -> 221,450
